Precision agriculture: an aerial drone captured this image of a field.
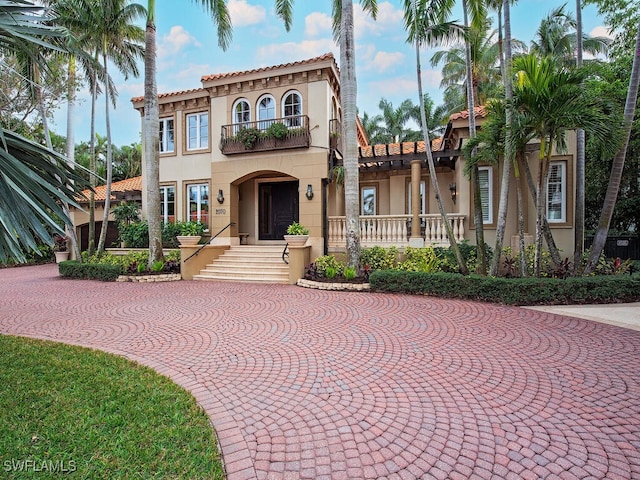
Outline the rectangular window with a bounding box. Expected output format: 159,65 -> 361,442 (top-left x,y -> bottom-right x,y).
160,186 -> 175,223
547,161 -> 566,222
361,185 -> 377,216
187,183 -> 209,224
478,166 -> 493,224
159,118 -> 174,153
187,112 -> 209,150
407,180 -> 426,215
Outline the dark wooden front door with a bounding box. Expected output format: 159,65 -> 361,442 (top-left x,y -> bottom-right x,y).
259,181 -> 299,240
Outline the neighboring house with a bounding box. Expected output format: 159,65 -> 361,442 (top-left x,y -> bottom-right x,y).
71,176 -> 142,252
71,53 -> 577,273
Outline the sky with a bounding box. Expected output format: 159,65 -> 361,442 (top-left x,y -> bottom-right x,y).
50,0 -> 610,147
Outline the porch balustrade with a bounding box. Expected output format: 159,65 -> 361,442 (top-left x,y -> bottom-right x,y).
327,214 -> 466,249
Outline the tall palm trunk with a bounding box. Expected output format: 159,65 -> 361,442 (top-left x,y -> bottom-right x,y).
462,0 -> 486,274
515,152 -> 527,276
534,137 -> 556,277
341,0 -> 361,268
145,0 -> 163,266
585,19 -> 640,274
97,52 -> 113,252
573,0 -> 585,273
490,0 -> 513,276
88,53 -> 98,254
65,55 -> 81,260
413,2 -> 468,275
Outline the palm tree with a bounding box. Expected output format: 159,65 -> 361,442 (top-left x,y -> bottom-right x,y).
377,97 -> 415,143
512,53 -> 610,276
407,93 -> 448,138
574,0 -> 586,273
530,4 -> 610,63
360,110 -> 385,144
0,0 -> 89,262
585,19 -> 640,274
404,0 -> 468,275
144,0 -> 233,266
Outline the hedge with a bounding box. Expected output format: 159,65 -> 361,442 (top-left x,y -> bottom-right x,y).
58,261 -> 123,282
369,270 -> 640,306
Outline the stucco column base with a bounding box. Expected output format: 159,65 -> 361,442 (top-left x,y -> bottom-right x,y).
180,245 -> 229,280
408,237 -> 425,248
288,245 -> 311,284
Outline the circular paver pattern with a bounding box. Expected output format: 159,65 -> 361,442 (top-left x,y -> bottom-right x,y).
1,264 -> 639,480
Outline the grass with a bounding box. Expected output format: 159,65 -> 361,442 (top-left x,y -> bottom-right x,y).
0,335 -> 224,479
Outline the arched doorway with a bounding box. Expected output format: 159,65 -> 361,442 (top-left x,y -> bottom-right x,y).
258,180 -> 298,240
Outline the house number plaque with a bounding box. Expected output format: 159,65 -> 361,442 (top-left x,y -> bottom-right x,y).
215,208 -> 226,215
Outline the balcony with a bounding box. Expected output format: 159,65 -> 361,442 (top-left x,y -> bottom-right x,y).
220,115 -> 310,155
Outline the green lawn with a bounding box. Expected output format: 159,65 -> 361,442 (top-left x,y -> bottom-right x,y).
0,335 -> 224,479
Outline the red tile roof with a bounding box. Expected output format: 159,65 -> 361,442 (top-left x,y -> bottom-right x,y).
201,53 -> 336,82
79,176 -> 142,203
131,88 -> 205,104
359,138 -> 442,159
449,106 -> 487,121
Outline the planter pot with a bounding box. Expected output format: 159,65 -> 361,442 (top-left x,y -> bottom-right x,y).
284,235 -> 309,246
177,235 -> 201,246
55,251 -> 69,263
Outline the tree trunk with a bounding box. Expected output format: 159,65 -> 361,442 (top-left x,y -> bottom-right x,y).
145,2 -> 164,266
573,0 -> 585,274
462,0 -> 486,274
413,11 -> 468,275
585,19 -> 640,274
340,0 -> 361,268
88,56 -> 98,255
516,153 -> 527,277
65,55 -> 81,261
97,53 -> 113,253
534,139 -> 554,277
490,0 -> 514,276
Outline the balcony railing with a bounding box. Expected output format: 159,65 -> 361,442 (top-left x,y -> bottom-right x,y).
327,214 -> 466,250
220,115 -> 310,155
329,118 -> 342,154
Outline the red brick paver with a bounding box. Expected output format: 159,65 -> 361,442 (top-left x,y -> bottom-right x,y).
1,264 -> 639,479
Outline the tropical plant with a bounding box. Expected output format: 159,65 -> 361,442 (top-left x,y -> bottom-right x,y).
286,221 -> 309,236
404,0 -> 468,275
236,127 -> 261,149
0,0 -> 90,263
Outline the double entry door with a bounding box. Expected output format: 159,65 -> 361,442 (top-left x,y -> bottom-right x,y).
258,181 -> 299,241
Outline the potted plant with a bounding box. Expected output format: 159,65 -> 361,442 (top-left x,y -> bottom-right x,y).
53,234 -> 69,263
176,221 -> 205,246
284,221 -> 309,246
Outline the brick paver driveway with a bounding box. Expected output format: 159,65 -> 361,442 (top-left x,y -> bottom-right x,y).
1,265 -> 639,479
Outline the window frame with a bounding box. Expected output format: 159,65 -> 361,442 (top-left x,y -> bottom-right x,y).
257,94 -> 276,129
360,184 -> 377,216
282,90 -> 302,127
186,182 -> 210,225
478,166 -> 493,225
546,161 -> 567,223
185,111 -> 209,151
160,184 -> 176,224
159,117 -> 175,154
233,98 -> 251,125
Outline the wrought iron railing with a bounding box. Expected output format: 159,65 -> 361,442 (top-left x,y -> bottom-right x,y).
220,115 -> 310,155
183,222 -> 235,263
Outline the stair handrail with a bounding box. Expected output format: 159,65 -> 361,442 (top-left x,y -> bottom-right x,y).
183,222 -> 236,263
282,243 -> 289,264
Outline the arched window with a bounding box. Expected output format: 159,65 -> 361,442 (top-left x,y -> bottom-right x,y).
234,99 -> 251,125
257,95 -> 275,129
282,91 -> 302,127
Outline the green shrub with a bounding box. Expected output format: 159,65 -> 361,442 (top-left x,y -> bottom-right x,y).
343,266 -> 357,280
314,255 -> 345,276
58,261 -> 122,281
162,222 -> 182,248
397,247 -> 439,272
150,260 -> 165,272
360,246 -> 398,271
266,121 -> 288,140
120,221 -> 149,248
325,266 -> 337,279
178,221 -> 206,236
369,270 -> 640,305
235,127 -> 261,149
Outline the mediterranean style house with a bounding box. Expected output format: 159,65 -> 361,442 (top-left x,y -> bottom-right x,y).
71,53 -> 577,282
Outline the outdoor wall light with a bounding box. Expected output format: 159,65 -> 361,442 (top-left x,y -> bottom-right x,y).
306,184 -> 314,200
449,182 -> 457,204
217,189 -> 224,204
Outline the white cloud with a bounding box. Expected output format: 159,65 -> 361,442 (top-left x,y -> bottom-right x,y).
228,0 -> 266,27
305,12 -> 332,37
365,51 -> 405,74
256,39 -> 338,66
590,25 -> 615,40
158,26 -> 200,59
354,1 -> 404,40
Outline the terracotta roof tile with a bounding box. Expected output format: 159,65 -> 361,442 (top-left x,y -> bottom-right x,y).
201,53 -> 336,82
359,138 -> 444,159
79,176 -> 142,203
449,106 -> 487,121
131,88 -> 206,104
